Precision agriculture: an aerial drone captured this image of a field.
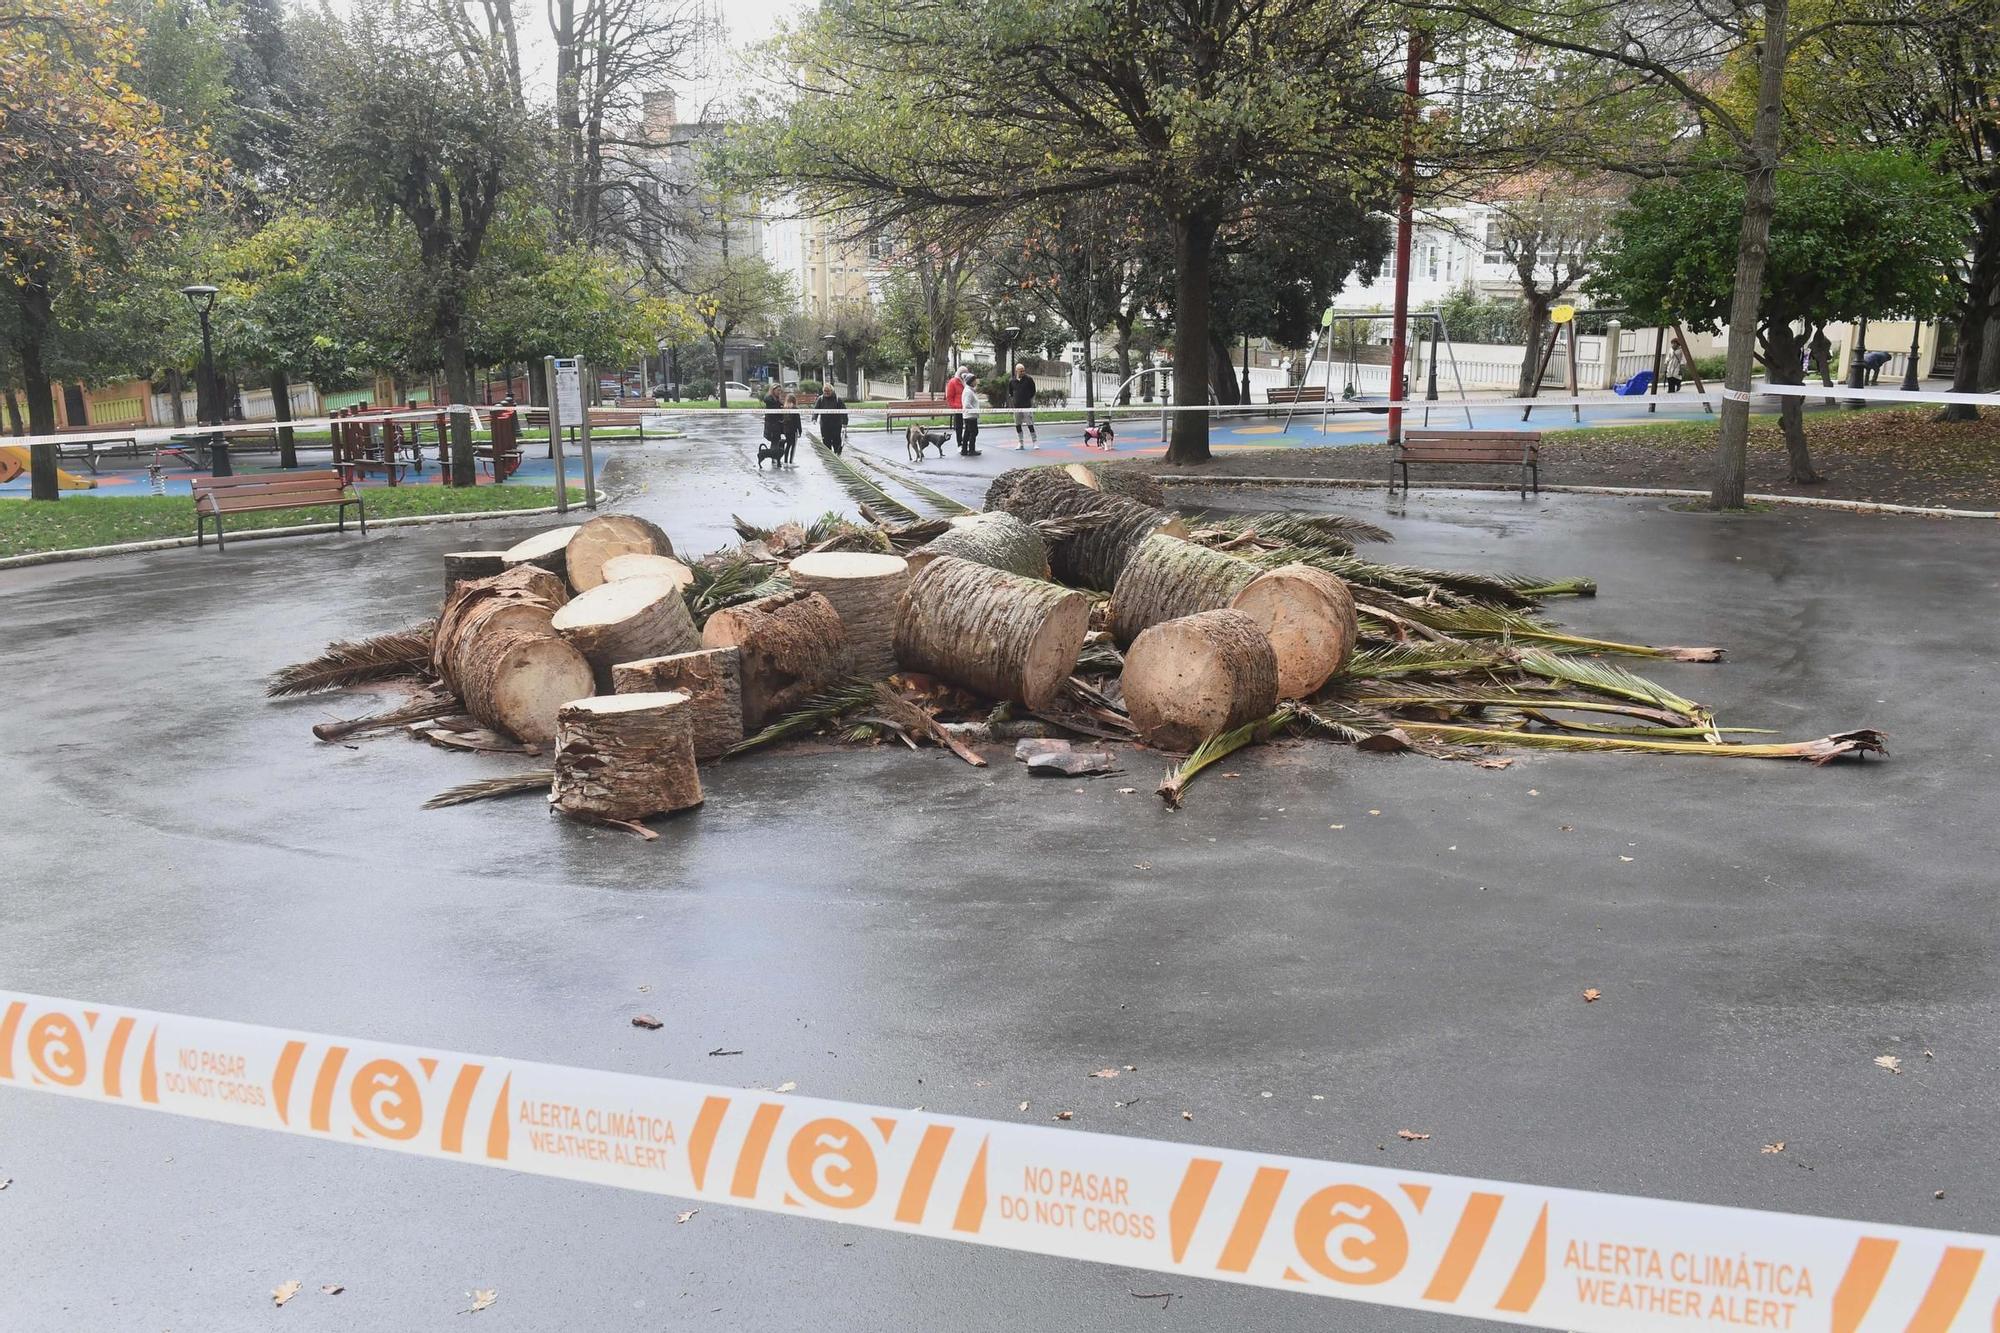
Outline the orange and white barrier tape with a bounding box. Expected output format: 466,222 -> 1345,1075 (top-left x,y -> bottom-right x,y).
2,989 -> 1994,1329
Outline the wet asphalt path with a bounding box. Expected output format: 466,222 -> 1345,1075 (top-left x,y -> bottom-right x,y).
1,416 -> 1997,1330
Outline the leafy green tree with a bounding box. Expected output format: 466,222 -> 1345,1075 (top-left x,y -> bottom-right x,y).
672,253 -> 791,405
875,271 -> 932,394
760,0 -> 1401,462
1589,149 -> 1968,482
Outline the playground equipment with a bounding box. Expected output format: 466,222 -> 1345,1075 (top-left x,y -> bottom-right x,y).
1519,313 -> 1714,418
0,445 -> 96,490
1288,308 -> 1473,434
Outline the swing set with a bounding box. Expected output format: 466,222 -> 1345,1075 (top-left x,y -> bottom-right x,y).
1517,307 -> 1715,420
1286,307 -> 1476,436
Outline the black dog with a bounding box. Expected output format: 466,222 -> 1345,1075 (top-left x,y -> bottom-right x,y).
906,424 -> 950,461
757,437 -> 785,468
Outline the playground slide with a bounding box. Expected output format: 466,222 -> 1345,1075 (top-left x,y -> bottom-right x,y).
0,445 -> 95,490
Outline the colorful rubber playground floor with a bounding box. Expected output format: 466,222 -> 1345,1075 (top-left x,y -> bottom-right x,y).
0,448 -> 571,498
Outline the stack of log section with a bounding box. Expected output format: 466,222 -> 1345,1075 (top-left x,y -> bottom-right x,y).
293,464 -> 1365,831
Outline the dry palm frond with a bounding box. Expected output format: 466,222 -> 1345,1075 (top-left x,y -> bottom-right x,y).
312,689 -> 458,742
869,682 -> 987,765
422,769 -> 553,809
813,442 -> 924,522
1394,722 -> 1886,763
1415,604 -> 1723,661
268,622 -> 436,696
1352,688 -> 1696,730
1344,643 -> 1511,678
1251,549 -> 1591,607
1290,701 -> 1400,745
1517,713 -> 1775,738
1158,707 -> 1295,807
1188,511 -> 1392,552
724,679 -> 880,757
732,514 -> 773,541
1075,637 -> 1124,675
849,453 -> 976,515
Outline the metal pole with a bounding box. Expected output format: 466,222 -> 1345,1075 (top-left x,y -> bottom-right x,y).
200,308 -> 232,477
1387,27 -> 1422,446
1844,318 -> 1869,408
1900,320 -> 1922,393
545,354 -> 568,515
578,362 -> 596,510
1648,326 -> 1665,414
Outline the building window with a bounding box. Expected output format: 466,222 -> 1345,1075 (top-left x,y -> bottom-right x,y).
1484,220 -> 1507,265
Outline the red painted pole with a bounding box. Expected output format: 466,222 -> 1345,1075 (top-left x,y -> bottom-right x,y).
1388,27 -> 1422,445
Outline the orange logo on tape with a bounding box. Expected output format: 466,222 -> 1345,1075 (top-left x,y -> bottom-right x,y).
1293,1185 -> 1410,1286
27,1012 -> 86,1087
349,1059 -> 423,1141
786,1117 -> 879,1209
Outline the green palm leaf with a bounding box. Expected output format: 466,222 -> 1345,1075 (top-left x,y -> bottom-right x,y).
813,442 -> 924,522
724,679 -> 881,756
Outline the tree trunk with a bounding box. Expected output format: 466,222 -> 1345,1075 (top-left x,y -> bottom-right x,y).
1764,324 -> 1821,484
611,646 -> 744,760
1230,563 -> 1358,699
1122,608 -> 1278,752
1167,210 -> 1218,464
14,278 -> 58,499
269,368 -> 297,468
4,388 -> 21,435
550,576 -> 702,691
1114,313 -> 1135,404
1109,533 -> 1262,645
984,467 -> 1187,591
787,551 -> 912,680
894,556 -> 1089,710
165,368 -> 186,427
1713,0 -> 1789,510
551,693 -> 703,824
502,525 -> 587,579
1208,330 -> 1240,406
434,564 -> 571,686
1062,462 -> 1166,508
699,590 -> 847,730
435,566 -> 593,744
1940,206 -> 2000,421
906,511 -> 1050,579
439,309 -> 476,485
601,552 -> 694,588
565,512 -> 676,590
1517,298 -> 1551,398
442,550 -> 510,597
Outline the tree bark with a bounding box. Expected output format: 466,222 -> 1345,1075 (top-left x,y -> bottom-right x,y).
984,467 -> 1186,590
443,549 -> 509,596
1167,210 -> 1218,464
1122,608 -> 1278,752
1517,298 -> 1551,398
611,646 -> 743,760
1940,205 -> 1999,421
440,310 -> 475,486
699,590 -> 847,730
435,567 -> 594,743
270,368 -> 297,468
4,388 -> 21,435
906,511 -> 1049,579
1763,323 -> 1821,484
1713,0 -> 1789,510
1109,533 -> 1262,645
894,556 -> 1089,710
1113,311 -> 1135,404
551,693 -> 703,824
1208,330 -> 1241,406
14,277 -> 58,500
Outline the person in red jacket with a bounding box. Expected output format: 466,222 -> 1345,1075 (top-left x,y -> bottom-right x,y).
943,368 -> 967,450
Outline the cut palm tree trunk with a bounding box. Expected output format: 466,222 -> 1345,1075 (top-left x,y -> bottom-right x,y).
612,646 -> 744,760
1063,462 -> 1167,509
894,556 -> 1090,711
1122,609 -> 1280,752
501,526 -> 585,579
906,511 -> 1050,579
442,551 -> 507,596
551,576 -> 701,690
1110,533 -> 1262,645
433,565 -> 571,693
443,617 -> 594,746
1228,563 -> 1358,700
601,551 -> 695,588
787,551 -> 911,680
987,469 -> 1187,590
700,590 -> 847,730
268,622 -> 436,697
566,513 -> 676,591
551,692 -> 703,823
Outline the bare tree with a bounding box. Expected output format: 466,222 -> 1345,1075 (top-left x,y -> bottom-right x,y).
1482,180 -> 1620,395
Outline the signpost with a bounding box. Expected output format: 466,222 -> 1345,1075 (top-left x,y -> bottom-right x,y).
545,356 -> 597,512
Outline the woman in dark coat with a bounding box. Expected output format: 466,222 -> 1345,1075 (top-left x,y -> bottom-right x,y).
781,391 -> 803,464
815,385 -> 846,455
760,383 -> 785,462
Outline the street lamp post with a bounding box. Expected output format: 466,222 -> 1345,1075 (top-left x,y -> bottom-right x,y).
179,284 -> 228,476
1900,320 -> 1923,394
822,333 -> 837,394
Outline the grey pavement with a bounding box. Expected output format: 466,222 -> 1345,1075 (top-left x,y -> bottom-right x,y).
1,416 -> 1996,1330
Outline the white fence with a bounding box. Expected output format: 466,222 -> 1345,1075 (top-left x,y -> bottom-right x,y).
148,383 -> 323,425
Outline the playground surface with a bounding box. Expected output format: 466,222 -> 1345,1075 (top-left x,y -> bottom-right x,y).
1,415 -> 1997,1329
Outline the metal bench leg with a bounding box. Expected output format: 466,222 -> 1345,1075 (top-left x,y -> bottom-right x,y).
212,513 -> 226,552
356,500 -> 367,536
1531,462 -> 1539,496
195,513 -> 204,549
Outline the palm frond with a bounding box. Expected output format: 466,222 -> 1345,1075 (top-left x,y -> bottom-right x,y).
1514,649 -> 1708,725
1158,707 -> 1295,807
1075,638 -> 1124,675
732,514 -> 772,541
1188,510 -> 1391,553
1393,722 -> 1886,763
813,442 -> 923,522
685,558 -> 786,625
723,679 -> 881,757
1417,604 -> 1724,661
1290,701 -> 1399,745
312,689 -> 458,742
422,770 -> 553,809
1257,550 -> 1587,607
268,622 -> 436,696
849,453 -> 976,515
1343,643 -> 1511,678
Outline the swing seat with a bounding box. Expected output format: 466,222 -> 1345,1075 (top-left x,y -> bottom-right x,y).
1614,370 -> 1655,396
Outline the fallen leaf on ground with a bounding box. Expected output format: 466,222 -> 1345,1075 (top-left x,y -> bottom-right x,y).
1221,772 -> 1240,778
1582,988 -> 1602,1002
1115,1098 -> 1140,1108
1875,1055 -> 1903,1074
775,1081 -> 796,1093
707,1046 -> 743,1056
1181,1110 -> 1193,1121
321,1284 -> 345,1296
1474,757 -> 1514,769
273,1280 -> 302,1307
1935,1189 -> 1946,1200
1133,862 -> 1152,870
1368,809 -> 1382,816
1117,787 -> 1136,794
636,984 -> 651,993
1328,823 -> 1345,829
1396,1130 -> 1431,1141
1123,1064 -> 1137,1071
1018,1101 -> 1029,1112
1618,855 -> 1634,862
676,1210 -> 698,1224
0,1178 -> 10,1190
463,1289 -> 497,1314
631,1014 -> 663,1030
1054,1110 -> 1074,1121
1762,1142 -> 1785,1154
1089,1068 -> 1120,1079
1924,1049 -> 1935,1059
1527,788 -> 1540,795
1559,824 -> 1573,832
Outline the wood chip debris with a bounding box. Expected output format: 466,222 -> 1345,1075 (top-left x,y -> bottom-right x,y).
631,1014 -> 664,1030
1396,1129 -> 1431,1141
272,1280 -> 302,1307
462,1289 -> 498,1314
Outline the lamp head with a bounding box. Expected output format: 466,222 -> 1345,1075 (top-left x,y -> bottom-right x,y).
179,284 -> 219,315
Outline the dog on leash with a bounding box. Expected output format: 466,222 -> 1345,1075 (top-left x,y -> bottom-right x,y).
906,424 -> 950,461
1082,421 -> 1116,450
757,438 -> 784,468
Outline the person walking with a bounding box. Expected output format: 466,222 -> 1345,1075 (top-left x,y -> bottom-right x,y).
943,367 -> 966,450
959,372 -> 983,455
761,381 -> 785,461
782,390 -> 803,465
1007,362 -> 1037,449
815,383 -> 846,456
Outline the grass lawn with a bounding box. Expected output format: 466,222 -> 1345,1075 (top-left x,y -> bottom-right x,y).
0,483 -> 585,558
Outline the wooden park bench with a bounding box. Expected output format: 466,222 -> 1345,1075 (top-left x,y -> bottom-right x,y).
882,396 -> 950,431
1392,430 -> 1541,499
1265,385 -> 1327,405
192,470 -> 365,551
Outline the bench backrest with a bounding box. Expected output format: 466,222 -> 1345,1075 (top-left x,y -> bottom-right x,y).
192,470 -> 351,511
1267,386 -> 1327,403
1400,431 -> 1539,463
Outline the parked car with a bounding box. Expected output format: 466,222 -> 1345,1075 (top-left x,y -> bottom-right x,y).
722,381 -> 755,401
